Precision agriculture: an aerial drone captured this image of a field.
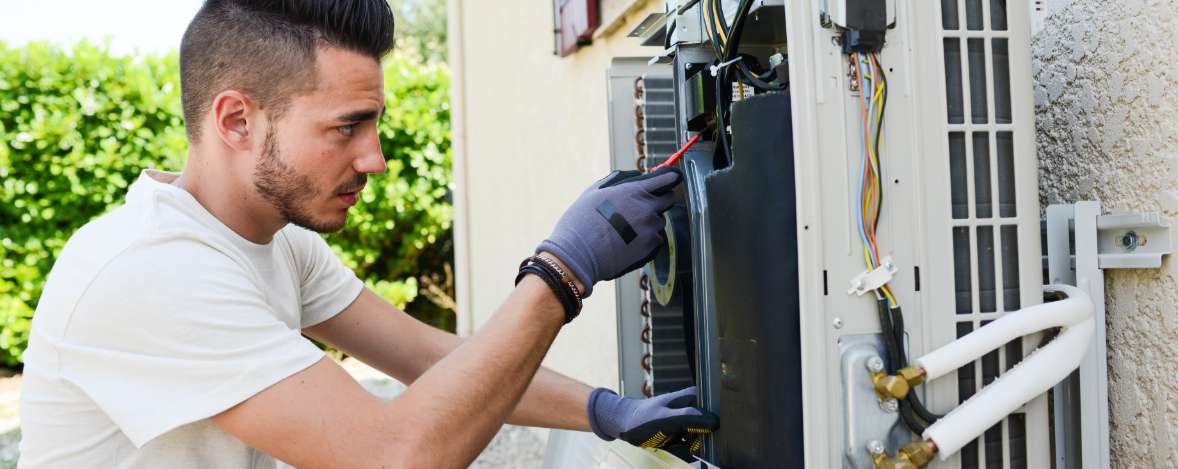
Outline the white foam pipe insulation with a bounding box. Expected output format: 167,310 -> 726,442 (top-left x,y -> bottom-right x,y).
913,285 -> 1095,459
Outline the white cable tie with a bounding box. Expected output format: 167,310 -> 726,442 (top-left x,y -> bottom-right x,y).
846,256 -> 899,296
710,57 -> 743,76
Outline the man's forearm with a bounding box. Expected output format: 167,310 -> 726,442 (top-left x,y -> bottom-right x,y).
507,366 -> 592,430
306,283 -> 595,432
370,320 -> 593,431
379,276 -> 564,467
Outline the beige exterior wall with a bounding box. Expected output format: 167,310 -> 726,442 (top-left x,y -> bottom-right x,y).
1034,0 -> 1178,466
448,0 -> 662,389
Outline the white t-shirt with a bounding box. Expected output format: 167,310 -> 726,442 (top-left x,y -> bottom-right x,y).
18,170 -> 364,468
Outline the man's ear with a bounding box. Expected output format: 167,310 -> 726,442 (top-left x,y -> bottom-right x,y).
211,90 -> 257,152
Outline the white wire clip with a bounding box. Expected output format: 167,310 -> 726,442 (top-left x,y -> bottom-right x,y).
710,57 -> 742,76
846,256 -> 899,296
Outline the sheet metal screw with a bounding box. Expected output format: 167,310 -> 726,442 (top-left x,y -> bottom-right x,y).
866,356 -> 885,373
866,440 -> 886,456
880,398 -> 899,413
833,317 -> 844,329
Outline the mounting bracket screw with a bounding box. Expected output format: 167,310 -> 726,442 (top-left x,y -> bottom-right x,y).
866,356 -> 885,373
866,440 -> 886,456
880,398 -> 899,413
1121,231 -> 1139,251
833,317 -> 844,329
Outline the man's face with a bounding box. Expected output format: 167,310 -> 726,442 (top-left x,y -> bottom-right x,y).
253,46 -> 387,233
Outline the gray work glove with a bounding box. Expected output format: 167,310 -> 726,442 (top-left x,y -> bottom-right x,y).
536,167 -> 682,297
587,386 -> 719,452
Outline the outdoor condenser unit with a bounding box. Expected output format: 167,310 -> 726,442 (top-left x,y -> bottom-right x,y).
599,1 -> 1153,468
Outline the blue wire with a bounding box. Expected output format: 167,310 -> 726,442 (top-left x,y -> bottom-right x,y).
854,52 -> 874,269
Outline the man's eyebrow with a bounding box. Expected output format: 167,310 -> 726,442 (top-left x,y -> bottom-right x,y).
335,106 -> 385,123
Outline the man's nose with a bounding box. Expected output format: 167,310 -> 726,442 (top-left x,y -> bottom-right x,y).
354,134 -> 387,175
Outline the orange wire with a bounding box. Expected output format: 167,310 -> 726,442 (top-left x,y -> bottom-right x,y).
866,54 -> 882,264
855,55 -> 881,267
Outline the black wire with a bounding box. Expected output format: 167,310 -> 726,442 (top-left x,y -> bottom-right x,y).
676,0 -> 702,15
876,299 -> 901,374
708,0 -> 787,165
715,0 -> 730,34
738,62 -> 785,91
877,299 -> 931,434
713,61 -> 732,166
717,0 -> 749,66
705,0 -> 725,57
724,0 -> 753,60
899,398 -> 929,435
724,0 -> 785,92
889,306 -> 944,423
870,56 -> 942,424
906,395 -> 941,424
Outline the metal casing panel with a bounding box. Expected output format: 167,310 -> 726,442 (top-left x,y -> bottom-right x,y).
704,93 -> 803,467
785,1 -> 1047,468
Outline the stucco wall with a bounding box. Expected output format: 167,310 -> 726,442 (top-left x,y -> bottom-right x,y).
1033,1 -> 1178,466
450,0 -> 661,390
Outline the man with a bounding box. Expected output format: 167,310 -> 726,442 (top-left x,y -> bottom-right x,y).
17,1 -> 717,467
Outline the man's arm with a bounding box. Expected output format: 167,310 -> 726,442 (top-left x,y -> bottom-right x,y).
212,274 -> 564,468
215,167 -> 710,465
303,283 -> 594,431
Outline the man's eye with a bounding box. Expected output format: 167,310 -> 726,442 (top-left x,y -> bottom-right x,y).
337,124 -> 355,137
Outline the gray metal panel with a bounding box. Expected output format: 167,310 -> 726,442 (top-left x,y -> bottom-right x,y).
786,0 -> 1049,467
1045,202 -> 1110,469
681,147 -> 720,458
1045,203 -> 1169,469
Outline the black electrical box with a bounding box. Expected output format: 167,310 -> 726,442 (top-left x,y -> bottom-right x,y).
684,70 -> 715,132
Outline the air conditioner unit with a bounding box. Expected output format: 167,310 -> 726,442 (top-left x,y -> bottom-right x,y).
591,1 -> 1166,468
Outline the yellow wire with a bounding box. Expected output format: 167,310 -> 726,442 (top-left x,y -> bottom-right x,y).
881,284 -> 898,306
709,0 -> 727,48
706,0 -> 725,51
873,53 -> 897,308
861,52 -> 898,308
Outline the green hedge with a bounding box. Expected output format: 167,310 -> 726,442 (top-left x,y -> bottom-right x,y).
0,41 -> 454,367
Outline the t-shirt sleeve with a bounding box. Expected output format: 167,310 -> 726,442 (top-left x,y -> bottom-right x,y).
55,238 -> 328,448
286,227 -> 364,328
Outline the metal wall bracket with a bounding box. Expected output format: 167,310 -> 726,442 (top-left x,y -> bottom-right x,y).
1043,201 -> 1172,469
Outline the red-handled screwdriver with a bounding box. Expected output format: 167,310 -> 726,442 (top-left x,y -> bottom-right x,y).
651,134 -> 701,172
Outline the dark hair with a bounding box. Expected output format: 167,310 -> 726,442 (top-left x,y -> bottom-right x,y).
179,0 -> 395,139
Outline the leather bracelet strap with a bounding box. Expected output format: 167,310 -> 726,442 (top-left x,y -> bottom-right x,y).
525,255 -> 583,308
515,263 -> 580,323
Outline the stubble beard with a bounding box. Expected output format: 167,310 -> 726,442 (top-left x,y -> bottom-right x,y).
253,126 -> 346,233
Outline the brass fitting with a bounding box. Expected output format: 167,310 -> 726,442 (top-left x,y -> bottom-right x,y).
899,440 -> 938,467
871,440 -> 938,469
871,366 -> 926,400
872,373 -> 910,400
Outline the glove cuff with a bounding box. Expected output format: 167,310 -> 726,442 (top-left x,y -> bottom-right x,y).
586,387 -> 618,441
535,241 -> 594,297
